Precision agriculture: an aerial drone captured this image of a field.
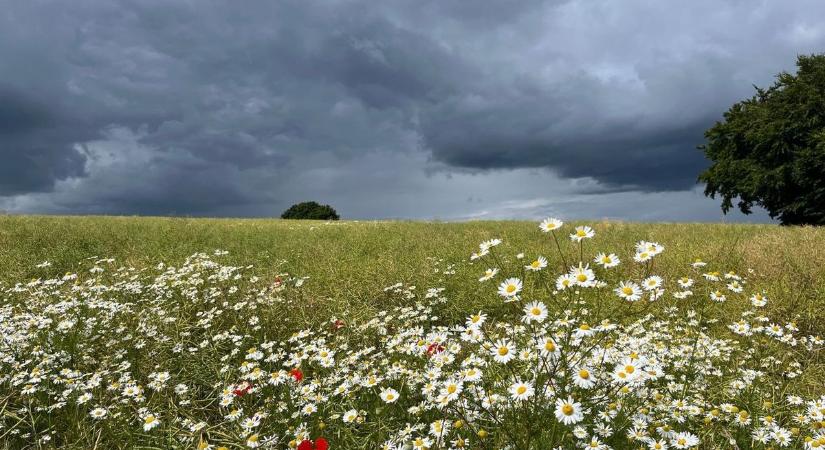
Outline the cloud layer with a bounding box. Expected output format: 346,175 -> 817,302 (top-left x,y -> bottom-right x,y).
2,0 -> 823,220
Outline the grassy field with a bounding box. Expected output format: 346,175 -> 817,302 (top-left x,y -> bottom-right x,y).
1,215 -> 824,449
1,215 -> 824,330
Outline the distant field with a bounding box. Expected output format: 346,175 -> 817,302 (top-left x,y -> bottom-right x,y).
1,215 -> 824,328
1,215 -> 824,449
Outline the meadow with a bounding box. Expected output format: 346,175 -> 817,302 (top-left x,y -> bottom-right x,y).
0,216 -> 823,449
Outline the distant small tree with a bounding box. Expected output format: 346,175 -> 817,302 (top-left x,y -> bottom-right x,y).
280,201 -> 340,220
698,54 -> 825,225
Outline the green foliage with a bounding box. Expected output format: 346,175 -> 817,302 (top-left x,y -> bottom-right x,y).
0,217 -> 823,337
0,216 -> 824,449
280,201 -> 340,220
699,54 -> 825,225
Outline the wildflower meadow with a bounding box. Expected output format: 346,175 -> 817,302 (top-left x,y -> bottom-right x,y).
0,216 -> 823,449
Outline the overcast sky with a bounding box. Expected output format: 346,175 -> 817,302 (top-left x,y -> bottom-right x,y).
2,0 -> 823,221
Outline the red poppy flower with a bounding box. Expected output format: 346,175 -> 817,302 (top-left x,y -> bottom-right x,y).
289,368 -> 303,382
426,342 -> 445,356
233,383 -> 252,397
332,319 -> 345,330
297,438 -> 328,450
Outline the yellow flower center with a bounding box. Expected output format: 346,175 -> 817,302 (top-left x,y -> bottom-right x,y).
562,404 -> 574,415
498,347 -> 509,356
506,285 -> 516,293
579,369 -> 590,379
622,286 -> 633,295
517,386 -> 527,395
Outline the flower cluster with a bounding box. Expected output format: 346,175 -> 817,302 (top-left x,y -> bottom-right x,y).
0,223 -> 823,449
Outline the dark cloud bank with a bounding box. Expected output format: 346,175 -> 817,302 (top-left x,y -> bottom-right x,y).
2,0 -> 824,220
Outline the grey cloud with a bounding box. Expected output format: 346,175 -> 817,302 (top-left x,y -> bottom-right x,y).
0,0 -> 823,218
0,88 -> 88,195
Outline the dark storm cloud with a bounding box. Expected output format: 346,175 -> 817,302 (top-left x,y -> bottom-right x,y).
0,88 -> 88,194
424,114 -> 712,190
1,0 -> 824,217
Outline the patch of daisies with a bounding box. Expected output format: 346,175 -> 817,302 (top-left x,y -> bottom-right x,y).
0,222 -> 823,449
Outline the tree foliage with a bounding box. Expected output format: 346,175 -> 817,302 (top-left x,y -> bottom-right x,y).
280,201 -> 340,220
699,54 -> 825,225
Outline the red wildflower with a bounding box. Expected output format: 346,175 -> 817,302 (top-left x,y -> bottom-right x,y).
289,368 -> 303,382
426,342 -> 445,356
233,382 -> 252,397
297,438 -> 328,450
332,319 -> 345,330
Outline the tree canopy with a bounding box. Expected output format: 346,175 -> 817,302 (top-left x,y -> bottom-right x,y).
699,54 -> 825,225
280,201 -> 340,220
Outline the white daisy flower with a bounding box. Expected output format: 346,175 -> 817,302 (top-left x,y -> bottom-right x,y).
570,225 -> 595,242
497,277 -> 522,300
539,217 -> 563,232
479,268 -> 499,282
573,367 -> 596,389
615,281 -> 642,302
594,252 -> 620,268
554,397 -> 584,425
491,339 -> 516,364
670,432 -> 699,448
380,388 -> 400,403
143,414 -> 160,432
508,380 -> 534,401
525,256 -> 548,272
343,409 -> 359,423
522,301 -> 548,323
642,276 -> 663,291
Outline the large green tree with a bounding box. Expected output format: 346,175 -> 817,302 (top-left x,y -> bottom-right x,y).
280,201 -> 340,220
699,54 -> 825,225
